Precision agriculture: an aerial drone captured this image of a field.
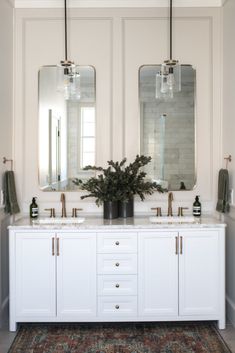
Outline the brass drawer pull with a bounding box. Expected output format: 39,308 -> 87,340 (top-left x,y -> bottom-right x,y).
52,237 -> 55,256
180,236 -> 183,255
175,236 -> 178,255
115,241 -> 120,246
116,284 -> 120,288
115,305 -> 120,309
115,262 -> 120,267
57,238 -> 60,256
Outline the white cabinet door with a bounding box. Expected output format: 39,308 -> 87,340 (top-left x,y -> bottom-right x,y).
57,233 -> 96,317
15,232 -> 56,317
138,232 -> 178,316
179,230 -> 219,316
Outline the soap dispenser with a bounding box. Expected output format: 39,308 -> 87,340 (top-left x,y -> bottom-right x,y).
193,196 -> 201,217
30,197 -> 38,219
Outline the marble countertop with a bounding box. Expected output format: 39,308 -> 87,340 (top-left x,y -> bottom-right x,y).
8,215 -> 226,230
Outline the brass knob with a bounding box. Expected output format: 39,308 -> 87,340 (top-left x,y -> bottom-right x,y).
115,305 -> 120,309
116,284 -> 120,288
115,262 -> 120,267
115,241 -> 120,246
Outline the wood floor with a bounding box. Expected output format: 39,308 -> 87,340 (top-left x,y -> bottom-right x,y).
0,320 -> 235,353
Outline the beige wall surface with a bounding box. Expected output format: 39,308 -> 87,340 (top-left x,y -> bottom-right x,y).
223,0 -> 235,328
0,0 -> 13,193
13,7 -> 222,215
0,0 -> 13,327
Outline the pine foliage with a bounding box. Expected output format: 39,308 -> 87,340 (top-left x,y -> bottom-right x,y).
73,155 -> 167,206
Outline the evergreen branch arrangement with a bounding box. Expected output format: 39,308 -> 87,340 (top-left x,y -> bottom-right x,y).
73,155 -> 167,206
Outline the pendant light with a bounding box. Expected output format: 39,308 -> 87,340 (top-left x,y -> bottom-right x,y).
156,0 -> 181,99
57,0 -> 81,100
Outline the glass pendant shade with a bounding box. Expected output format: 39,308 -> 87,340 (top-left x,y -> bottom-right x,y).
57,65 -> 81,100
156,61 -> 181,99
56,65 -> 81,100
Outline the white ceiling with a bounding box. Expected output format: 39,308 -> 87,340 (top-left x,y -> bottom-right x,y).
13,0 -> 226,9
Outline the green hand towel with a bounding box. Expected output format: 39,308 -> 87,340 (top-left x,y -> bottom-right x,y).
3,171 -> 20,215
216,169 -> 230,213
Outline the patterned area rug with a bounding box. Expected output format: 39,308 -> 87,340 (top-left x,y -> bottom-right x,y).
8,322 -> 231,353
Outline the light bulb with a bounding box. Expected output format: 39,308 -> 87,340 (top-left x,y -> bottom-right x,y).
57,66 -> 81,100
161,75 -> 169,94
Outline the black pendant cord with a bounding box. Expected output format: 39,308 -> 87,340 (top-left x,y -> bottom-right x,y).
64,0 -> 68,62
170,0 -> 172,61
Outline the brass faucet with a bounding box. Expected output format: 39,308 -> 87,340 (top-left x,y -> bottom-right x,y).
167,192 -> 174,216
60,193 -> 67,217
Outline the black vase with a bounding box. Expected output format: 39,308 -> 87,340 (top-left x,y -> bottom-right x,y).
118,199 -> 134,218
103,201 -> 119,219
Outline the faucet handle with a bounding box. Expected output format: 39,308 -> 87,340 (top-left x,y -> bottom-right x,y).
178,207 -> 189,217
72,208 -> 83,218
151,207 -> 162,217
45,208 -> 55,218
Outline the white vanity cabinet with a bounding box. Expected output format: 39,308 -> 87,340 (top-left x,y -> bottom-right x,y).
10,230 -> 96,331
138,232 -> 179,317
57,233 -> 96,318
178,230 -> 220,317
15,232 -> 56,318
97,232 -> 138,317
138,229 -> 225,328
9,223 -> 225,332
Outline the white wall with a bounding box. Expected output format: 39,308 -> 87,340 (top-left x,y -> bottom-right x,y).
13,7 -> 222,216
0,0 -> 14,192
223,0 -> 235,327
0,0 -> 14,326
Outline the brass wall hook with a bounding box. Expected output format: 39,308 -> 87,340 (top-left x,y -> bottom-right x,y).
3,157 -> 13,171
224,155 -> 232,169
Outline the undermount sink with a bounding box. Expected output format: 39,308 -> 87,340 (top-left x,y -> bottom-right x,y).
33,217 -> 85,225
149,216 -> 198,224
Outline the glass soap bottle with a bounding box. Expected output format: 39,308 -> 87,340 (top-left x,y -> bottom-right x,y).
193,196 -> 201,217
30,197 -> 38,219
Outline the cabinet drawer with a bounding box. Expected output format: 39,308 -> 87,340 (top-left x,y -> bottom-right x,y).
98,296 -> 137,316
98,275 -> 137,296
97,233 -> 137,253
97,254 -> 137,274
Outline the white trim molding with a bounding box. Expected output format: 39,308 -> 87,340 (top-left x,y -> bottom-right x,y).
14,0 -> 223,9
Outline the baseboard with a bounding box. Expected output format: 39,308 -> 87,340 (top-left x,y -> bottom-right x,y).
226,295 -> 235,327
0,296 -> 9,328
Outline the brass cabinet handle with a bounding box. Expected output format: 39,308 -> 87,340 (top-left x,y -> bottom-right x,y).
180,236 -> 183,254
115,305 -> 120,309
175,236 -> 178,255
52,237 -> 55,256
116,284 -> 120,288
57,238 -> 60,256
115,262 -> 120,267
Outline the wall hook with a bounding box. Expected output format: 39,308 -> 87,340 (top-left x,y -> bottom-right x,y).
224,155 -> 232,169
3,157 -> 13,171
